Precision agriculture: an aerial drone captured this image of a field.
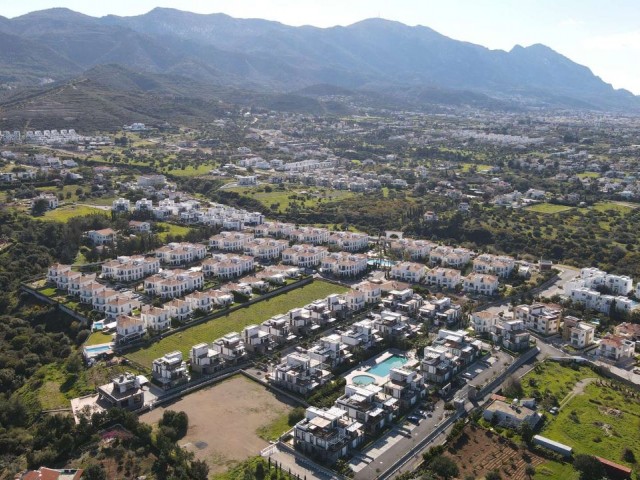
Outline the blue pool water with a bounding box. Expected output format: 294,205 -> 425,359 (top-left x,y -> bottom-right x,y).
92,321 -> 104,331
353,374 -> 376,385
84,344 -> 112,356
367,259 -> 397,268
368,355 -> 408,377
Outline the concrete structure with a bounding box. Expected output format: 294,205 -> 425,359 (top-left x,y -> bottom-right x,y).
515,303 -> 561,335
96,372 -> 144,410
152,351 -> 190,389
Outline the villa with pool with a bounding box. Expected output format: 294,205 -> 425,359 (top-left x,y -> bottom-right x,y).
345,350 -> 426,410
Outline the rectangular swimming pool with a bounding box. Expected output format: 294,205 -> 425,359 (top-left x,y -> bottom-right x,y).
84,344 -> 113,357
368,355 -> 408,377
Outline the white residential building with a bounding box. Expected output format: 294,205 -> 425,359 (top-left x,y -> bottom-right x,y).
155,242 -> 207,266
202,253 -> 254,279
597,335 -> 636,362
141,305 -> 171,331
321,252 -> 368,277
328,232 -> 369,252
470,311 -> 499,334
144,269 -> 204,299
101,255 -> 160,283
242,324 -> 271,353
243,238 -> 289,260
514,303 -> 561,335
87,228 -> 116,245
152,351 -> 190,388
116,315 -> 146,344
282,244 -> 328,268
426,267 -> 461,289
463,273 -> 499,296
272,352 -> 332,395
209,231 -> 254,251
111,197 -> 131,212
390,262 -> 428,283
190,343 -> 222,374
211,332 -> 246,363
293,407 -> 364,464
473,254 -> 515,278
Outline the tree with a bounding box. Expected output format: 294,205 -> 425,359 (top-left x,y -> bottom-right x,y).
525,465 -> 536,479
520,422 -> 534,445
31,198 -> 49,216
83,465 -> 107,480
573,454 -> 605,480
485,471 -> 502,480
430,455 -> 459,480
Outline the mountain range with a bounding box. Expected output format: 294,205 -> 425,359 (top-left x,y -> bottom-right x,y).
0,7 -> 638,128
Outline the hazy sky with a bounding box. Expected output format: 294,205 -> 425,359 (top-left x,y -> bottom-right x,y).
3,0 -> 640,95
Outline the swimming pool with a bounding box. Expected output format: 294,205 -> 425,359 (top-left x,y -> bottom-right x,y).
367,259 -> 397,268
368,355 -> 408,377
352,374 -> 376,385
84,344 -> 113,357
92,320 -> 104,331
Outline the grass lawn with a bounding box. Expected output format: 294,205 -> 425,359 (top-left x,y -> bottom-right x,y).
592,201 -> 634,214
155,222 -> 192,241
38,205 -> 109,222
534,460 -> 578,480
164,164 -> 216,177
85,331 -> 114,346
125,280 -> 347,366
577,171 -> 600,179
520,361 -> 594,400
525,203 -> 574,214
256,412 -> 292,441
460,162 -> 492,173
541,381 -> 640,467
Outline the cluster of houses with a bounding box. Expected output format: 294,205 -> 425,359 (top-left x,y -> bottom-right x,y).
0,128 -> 109,145
268,169 -> 409,192
471,302 -> 638,364
564,267 -> 639,315
387,248 -> 520,295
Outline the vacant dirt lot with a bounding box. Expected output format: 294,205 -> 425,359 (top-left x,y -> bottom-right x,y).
445,425 -> 545,480
141,375 -> 296,473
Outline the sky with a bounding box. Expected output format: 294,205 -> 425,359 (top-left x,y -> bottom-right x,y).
2,0 -> 640,94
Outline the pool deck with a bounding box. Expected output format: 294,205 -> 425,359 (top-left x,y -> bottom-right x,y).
344,349 -> 418,387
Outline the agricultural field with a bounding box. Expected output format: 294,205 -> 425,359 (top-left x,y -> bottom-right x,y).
39,205 -> 109,222
444,425 -> 545,480
125,280 -> 347,366
525,203 -> 574,214
140,375 -> 296,474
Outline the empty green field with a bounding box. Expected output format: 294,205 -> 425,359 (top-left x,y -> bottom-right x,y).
577,171 -> 600,179
521,361 -> 594,400
460,162 -> 492,173
534,460 -> 578,480
228,186 -> 355,213
39,205 -> 109,222
163,164 -> 216,177
525,203 -> 574,214
592,201 -> 634,214
155,222 -> 192,241
125,280 -> 347,367
541,381 -> 640,468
